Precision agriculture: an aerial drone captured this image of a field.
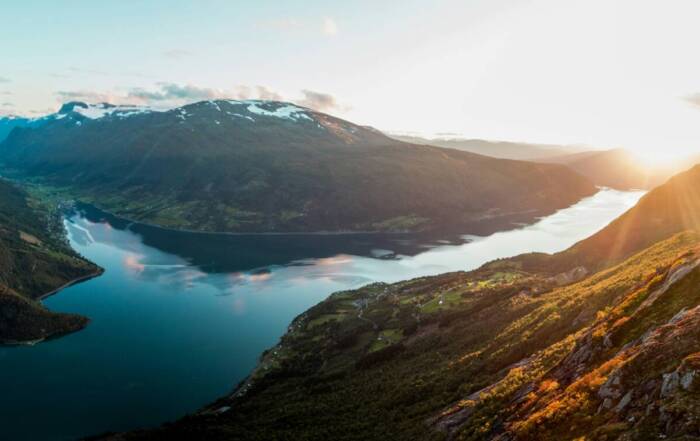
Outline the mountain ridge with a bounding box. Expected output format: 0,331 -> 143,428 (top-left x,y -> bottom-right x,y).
0,99 -> 596,235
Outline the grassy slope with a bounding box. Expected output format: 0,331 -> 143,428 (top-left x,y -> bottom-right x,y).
107,165 -> 700,440
109,232 -> 700,441
0,100 -> 596,234
0,179 -> 101,343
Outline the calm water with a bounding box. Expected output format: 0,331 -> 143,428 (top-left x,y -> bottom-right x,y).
0,189 -> 643,440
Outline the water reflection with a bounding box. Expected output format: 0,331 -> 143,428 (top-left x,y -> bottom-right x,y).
70,188 -> 645,296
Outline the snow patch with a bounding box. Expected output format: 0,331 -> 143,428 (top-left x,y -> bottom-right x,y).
223,100 -> 313,122
246,102 -> 312,121
71,103 -> 159,120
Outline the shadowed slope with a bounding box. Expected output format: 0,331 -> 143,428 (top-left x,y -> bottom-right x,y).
0,100 -> 596,234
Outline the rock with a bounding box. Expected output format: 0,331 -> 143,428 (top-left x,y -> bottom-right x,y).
680,371 -> 695,390
661,372 -> 680,397
615,390 -> 633,412
599,374 -> 622,399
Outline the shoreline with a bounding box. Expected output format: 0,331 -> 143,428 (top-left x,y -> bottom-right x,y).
77,200 -> 573,239
36,267 -> 105,301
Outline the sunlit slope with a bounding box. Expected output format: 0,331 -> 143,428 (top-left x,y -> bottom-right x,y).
0,180 -> 100,343
0,100 -> 596,233
106,165 -> 700,440
564,164 -> 700,268
107,231 -> 700,440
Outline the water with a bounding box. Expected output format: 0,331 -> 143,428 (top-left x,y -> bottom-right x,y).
0,189 -> 644,440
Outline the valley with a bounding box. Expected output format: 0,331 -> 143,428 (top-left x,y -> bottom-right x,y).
109,166 -> 700,441
6,3 -> 700,440
0,188 -> 639,440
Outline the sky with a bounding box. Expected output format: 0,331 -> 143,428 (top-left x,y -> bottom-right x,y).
3,0 -> 700,160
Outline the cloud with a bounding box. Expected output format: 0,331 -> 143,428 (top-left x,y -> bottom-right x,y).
68,66 -> 109,76
322,18 -> 338,36
0,76 -> 10,83
255,86 -> 284,101
64,66 -> 150,79
56,90 -> 123,104
296,89 -> 346,112
255,18 -> 302,32
163,49 -> 193,59
256,17 -> 338,36
685,93 -> 700,108
127,83 -> 233,102
28,107 -> 56,115
1,102 -> 14,107
54,83 -> 349,114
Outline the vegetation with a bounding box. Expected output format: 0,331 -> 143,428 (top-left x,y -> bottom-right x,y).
0,100 -> 596,234
0,178 -> 101,343
105,231 -> 700,440
105,165 -> 700,440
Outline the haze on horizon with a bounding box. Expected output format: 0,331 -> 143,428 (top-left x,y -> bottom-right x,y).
3,0 -> 700,161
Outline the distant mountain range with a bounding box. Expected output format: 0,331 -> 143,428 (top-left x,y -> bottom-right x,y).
539,148 -> 688,190
0,100 -> 596,234
389,134 -> 584,161
393,134 -> 700,190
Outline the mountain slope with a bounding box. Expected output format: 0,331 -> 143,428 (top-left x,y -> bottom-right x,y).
540,148 -> 675,190
0,100 -> 596,234
105,165 -> 700,440
0,116 -> 34,142
0,179 -> 101,343
390,135 -> 582,161
559,164 -> 700,270
104,233 -> 700,441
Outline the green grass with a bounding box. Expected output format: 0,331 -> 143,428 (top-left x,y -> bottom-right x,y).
368,329 -> 403,352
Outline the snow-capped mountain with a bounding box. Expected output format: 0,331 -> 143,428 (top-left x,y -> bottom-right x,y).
0,99 -> 595,234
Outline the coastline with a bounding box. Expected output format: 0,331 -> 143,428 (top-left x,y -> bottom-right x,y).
78,200 -> 578,238
36,267 -> 105,301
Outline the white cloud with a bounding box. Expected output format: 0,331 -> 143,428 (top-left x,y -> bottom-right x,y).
163,49 -> 193,60
296,90 -> 347,112
322,17 -> 338,36
54,84 -> 349,115
684,93 -> 700,109
256,17 -> 338,37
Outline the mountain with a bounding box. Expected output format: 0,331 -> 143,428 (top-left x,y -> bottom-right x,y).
390,135 -> 583,161
539,148 -> 685,190
0,179 -> 101,344
105,166 -> 700,440
0,100 -> 596,234
0,116 -> 32,141
559,164 -> 700,268
0,110 -> 67,142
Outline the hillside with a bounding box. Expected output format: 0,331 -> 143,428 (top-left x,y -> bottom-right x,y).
104,165 -> 700,440
539,148 -> 677,190
0,116 -> 31,141
0,101 -> 596,234
390,135 -> 582,161
0,112 -> 63,142
0,179 -> 101,343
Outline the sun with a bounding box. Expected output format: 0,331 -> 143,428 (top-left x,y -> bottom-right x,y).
634,149 -> 685,169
